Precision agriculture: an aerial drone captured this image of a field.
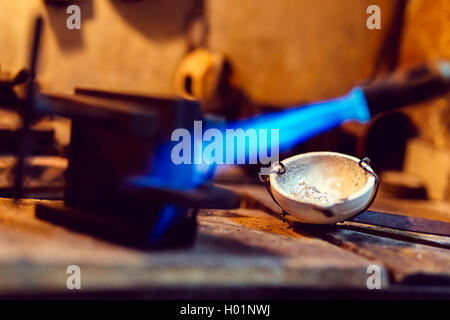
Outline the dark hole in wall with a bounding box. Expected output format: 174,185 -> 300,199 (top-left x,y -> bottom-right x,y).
359,111 -> 418,172
184,75 -> 193,95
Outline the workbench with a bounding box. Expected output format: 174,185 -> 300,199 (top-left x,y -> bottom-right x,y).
0,181 -> 449,299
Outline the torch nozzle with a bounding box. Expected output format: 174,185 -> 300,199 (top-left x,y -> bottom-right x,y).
361,60 -> 450,116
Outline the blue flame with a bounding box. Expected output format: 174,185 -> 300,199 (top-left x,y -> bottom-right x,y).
148,204 -> 178,243
227,88 -> 370,161
135,87 -> 370,190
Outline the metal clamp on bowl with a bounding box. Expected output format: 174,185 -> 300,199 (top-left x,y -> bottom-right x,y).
258,161 -> 290,222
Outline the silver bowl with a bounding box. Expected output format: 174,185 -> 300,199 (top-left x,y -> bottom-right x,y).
263,152 -> 378,224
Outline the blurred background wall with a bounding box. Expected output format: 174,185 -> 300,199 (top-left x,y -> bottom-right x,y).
207,0 -> 400,105
0,0 -> 399,104
0,0 -> 194,95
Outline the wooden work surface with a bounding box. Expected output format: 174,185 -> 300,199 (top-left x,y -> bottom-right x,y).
0,184 -> 449,299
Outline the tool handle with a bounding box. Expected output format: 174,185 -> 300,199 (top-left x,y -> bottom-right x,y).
362,61 -> 450,115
